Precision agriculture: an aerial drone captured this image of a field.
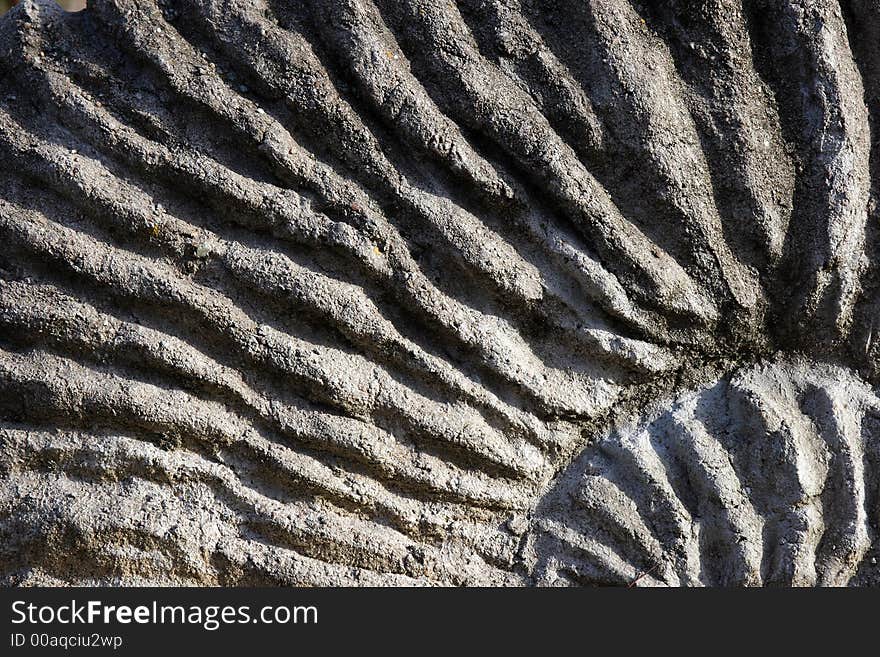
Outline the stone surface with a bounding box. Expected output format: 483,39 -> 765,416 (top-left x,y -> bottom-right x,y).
530,358 -> 880,586
0,0 -> 877,586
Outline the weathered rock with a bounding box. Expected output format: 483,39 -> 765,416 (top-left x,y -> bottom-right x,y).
0,0 -> 877,586
530,358 -> 880,586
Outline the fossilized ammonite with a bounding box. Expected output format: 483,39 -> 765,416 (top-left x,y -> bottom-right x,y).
0,0 -> 878,586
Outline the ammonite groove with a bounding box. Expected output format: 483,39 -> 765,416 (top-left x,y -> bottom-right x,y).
0,0 -> 878,586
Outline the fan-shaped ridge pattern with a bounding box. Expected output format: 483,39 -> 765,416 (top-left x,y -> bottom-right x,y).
528,358 -> 880,586
0,0 -> 877,585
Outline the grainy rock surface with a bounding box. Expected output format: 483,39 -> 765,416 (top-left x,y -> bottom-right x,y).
0,0 -> 878,586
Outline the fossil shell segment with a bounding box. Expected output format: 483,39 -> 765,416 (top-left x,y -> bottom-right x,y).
0,0 -> 878,585
528,359 -> 880,586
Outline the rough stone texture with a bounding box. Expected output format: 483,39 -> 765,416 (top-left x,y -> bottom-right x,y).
0,0 -> 878,586
531,358 -> 880,586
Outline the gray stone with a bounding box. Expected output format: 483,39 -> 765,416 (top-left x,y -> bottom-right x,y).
0,0 -> 878,586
